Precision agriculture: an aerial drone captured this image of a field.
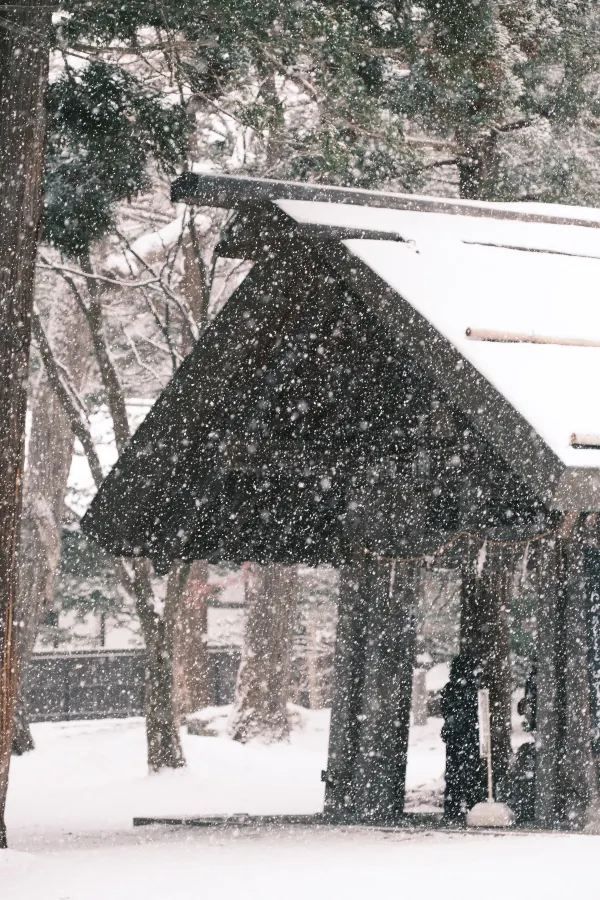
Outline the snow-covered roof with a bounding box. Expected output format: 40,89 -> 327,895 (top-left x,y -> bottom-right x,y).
276,199 -> 600,259
276,198 -> 600,475
82,175 -> 600,569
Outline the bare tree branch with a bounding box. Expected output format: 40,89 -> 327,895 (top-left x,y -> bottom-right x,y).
31,308 -> 105,489
77,256 -> 132,454
122,327 -> 166,386
37,260 -> 159,289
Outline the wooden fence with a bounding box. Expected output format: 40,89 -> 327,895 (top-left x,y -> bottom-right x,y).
24,647 -> 241,722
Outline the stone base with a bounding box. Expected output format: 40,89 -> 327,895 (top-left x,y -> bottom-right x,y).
466,801 -> 515,828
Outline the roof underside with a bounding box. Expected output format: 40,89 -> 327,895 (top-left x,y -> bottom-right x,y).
82,175 -> 600,568
83,244 -> 553,570
275,198 -> 600,471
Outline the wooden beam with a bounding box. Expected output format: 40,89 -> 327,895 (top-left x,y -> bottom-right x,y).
570,434 -> 600,451
466,328 -> 600,349
171,173 -> 600,231
216,216 -> 405,260
462,239 -> 600,262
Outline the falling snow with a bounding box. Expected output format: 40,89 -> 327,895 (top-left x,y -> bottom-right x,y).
1,3 -> 600,897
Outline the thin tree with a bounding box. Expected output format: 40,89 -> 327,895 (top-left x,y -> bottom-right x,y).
12,288 -> 90,755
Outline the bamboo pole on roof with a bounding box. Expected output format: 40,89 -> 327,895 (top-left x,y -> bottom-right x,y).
465,327 -> 600,349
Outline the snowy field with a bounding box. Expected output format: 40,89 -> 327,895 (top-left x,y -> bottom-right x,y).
2,710 -> 599,900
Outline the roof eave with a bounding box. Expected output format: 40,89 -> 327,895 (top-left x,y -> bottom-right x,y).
328,244 -> 567,508
171,172 -> 600,230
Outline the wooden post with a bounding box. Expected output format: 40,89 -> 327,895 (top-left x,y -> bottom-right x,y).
534,530 -> 599,828
556,532 -> 598,826
460,540 -> 512,801
534,538 -> 561,826
324,554 -> 419,823
324,559 -> 368,820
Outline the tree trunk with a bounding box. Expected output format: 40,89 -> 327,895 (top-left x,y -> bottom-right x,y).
144,618 -> 185,771
134,560 -> 185,771
0,1 -> 51,848
324,555 -> 419,823
12,448 -> 63,754
172,561 -> 211,717
12,291 -> 90,754
72,266 -> 188,772
230,563 -> 298,743
457,131 -> 500,201
169,228 -> 212,719
460,540 -> 512,801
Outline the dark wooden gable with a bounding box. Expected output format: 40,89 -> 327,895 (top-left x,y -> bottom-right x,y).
82,239 -> 552,572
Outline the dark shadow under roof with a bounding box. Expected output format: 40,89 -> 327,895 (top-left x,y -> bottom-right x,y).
82,241 -> 553,572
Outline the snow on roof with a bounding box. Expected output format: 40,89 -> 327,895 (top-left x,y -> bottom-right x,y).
277,199 -> 600,471
276,199 -> 600,259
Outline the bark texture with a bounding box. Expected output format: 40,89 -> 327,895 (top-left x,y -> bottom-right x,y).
13,294 -> 90,754
170,231 -> 213,719
534,532 -> 599,828
134,559 -> 185,771
456,131 -> 500,201
173,561 -> 211,716
230,563 -> 298,743
325,556 -> 419,823
0,1 -> 51,847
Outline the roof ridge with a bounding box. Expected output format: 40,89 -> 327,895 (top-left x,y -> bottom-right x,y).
171,172 -> 600,231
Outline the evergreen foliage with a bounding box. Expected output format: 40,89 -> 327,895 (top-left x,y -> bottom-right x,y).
397,0 -> 600,200
45,0 -> 600,244
44,61 -> 189,256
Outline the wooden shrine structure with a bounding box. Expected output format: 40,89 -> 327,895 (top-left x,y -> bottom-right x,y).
83,174 -> 600,829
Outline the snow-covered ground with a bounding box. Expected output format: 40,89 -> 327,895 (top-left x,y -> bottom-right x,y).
2,710 -> 599,899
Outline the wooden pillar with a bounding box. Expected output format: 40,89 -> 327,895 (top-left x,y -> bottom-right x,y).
324,562 -> 366,819
460,540 -> 512,801
534,538 -> 561,825
324,554 -> 419,823
535,532 -> 599,827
